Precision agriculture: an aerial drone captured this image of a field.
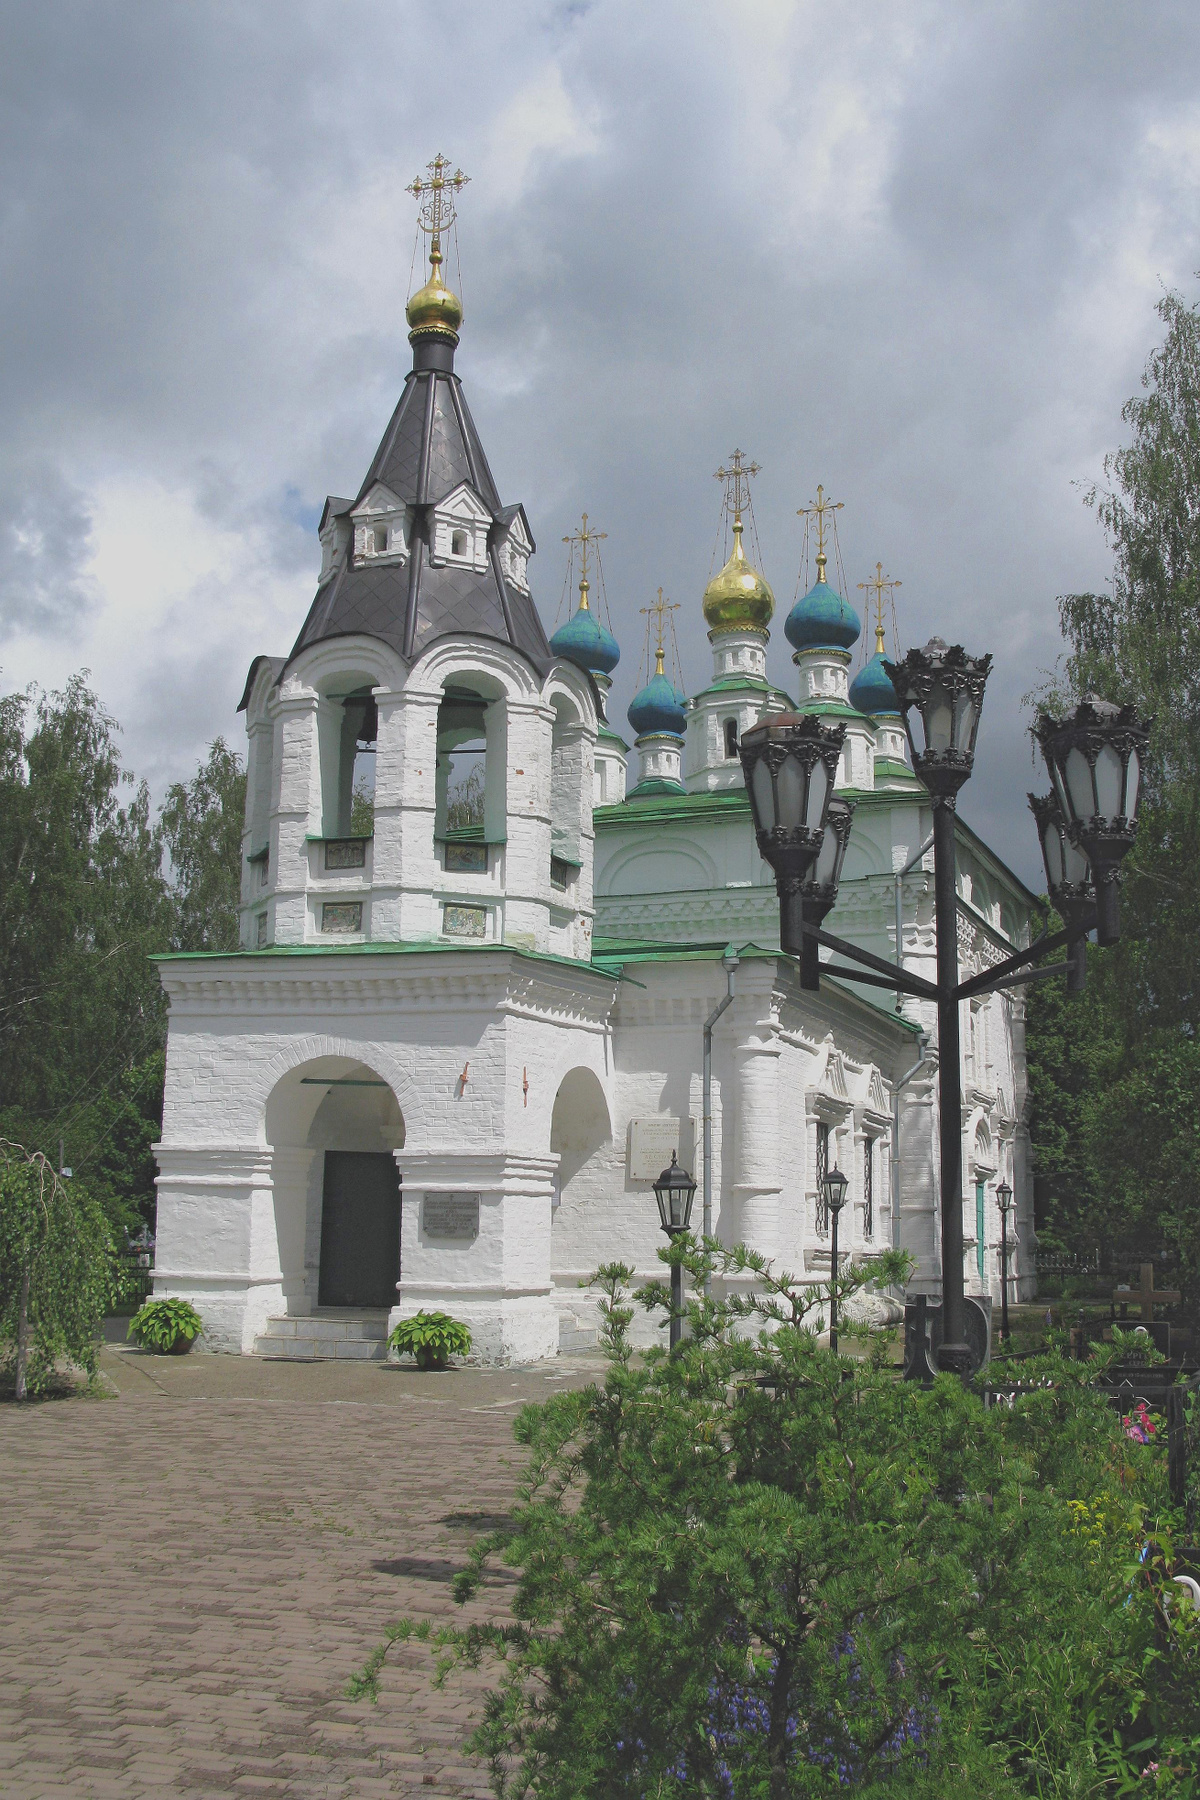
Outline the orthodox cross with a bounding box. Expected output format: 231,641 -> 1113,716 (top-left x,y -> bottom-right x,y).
640,586 -> 679,676
797,483 -> 843,578
406,153 -> 470,260
1113,1261 -> 1181,1323
857,561 -> 902,653
562,512 -> 607,610
714,449 -> 760,525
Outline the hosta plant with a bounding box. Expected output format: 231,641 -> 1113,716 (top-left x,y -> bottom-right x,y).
127,1297 -> 203,1355
388,1310 -> 471,1370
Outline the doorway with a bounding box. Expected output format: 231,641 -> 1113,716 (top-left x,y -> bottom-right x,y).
318,1151 -> 401,1308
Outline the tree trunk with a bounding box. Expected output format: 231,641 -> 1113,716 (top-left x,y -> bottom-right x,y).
14,1262 -> 30,1401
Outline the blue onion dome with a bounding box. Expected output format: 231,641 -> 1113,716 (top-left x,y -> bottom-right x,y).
784,552 -> 862,652
628,651 -> 687,737
550,581 -> 620,675
849,633 -> 901,716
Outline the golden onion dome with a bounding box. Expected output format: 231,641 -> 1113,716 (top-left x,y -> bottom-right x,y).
406,249 -> 463,339
702,521 -> 775,634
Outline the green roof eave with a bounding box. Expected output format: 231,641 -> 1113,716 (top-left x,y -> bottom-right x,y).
597,725 -> 631,750
688,677 -> 791,701
153,939 -> 623,984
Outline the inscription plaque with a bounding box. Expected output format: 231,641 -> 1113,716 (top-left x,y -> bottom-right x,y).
628,1117 -> 694,1182
422,1193 -> 480,1239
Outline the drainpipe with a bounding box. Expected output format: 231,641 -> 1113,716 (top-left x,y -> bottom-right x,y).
703,948 -> 740,1289
892,1031 -> 929,1254
894,830 -> 934,1013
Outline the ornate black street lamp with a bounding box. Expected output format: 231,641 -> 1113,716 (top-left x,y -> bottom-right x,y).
822,1163 -> 850,1353
742,644 -> 1150,1381
653,1151 -> 698,1354
996,1179 -> 1014,1345
1028,795 -> 1092,993
738,714 -> 846,955
884,639 -> 993,1377
1033,698 -> 1150,946
796,797 -> 856,991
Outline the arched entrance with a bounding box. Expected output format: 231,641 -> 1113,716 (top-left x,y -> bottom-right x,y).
265,1056 -> 405,1314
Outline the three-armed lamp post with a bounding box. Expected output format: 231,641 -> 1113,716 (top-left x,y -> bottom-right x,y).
822,1164 -> 850,1353
741,655 -> 1150,1379
996,1179 -> 1014,1345
653,1151 -> 698,1354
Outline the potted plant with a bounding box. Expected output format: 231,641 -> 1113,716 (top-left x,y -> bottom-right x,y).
127,1297 -> 204,1355
387,1310 -> 472,1370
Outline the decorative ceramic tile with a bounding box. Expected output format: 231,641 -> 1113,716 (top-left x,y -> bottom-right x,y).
442,903 -> 486,939
445,841 -> 488,874
321,901 -> 363,934
324,838 -> 368,870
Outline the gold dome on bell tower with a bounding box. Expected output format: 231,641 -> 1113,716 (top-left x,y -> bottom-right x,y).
405,155 -> 469,342
702,449 -> 775,635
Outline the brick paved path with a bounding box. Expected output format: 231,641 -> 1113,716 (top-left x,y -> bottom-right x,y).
0,1346 -> 601,1800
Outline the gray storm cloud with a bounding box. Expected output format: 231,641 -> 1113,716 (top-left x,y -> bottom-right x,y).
2,0 -> 1199,883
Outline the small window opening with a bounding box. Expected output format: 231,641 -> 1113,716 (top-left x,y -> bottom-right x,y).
451,528 -> 468,557
723,719 -> 739,760
372,527 -> 388,554
815,1121 -> 830,1234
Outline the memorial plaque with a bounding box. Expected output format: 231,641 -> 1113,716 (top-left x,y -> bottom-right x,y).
628,1117 -> 693,1182
422,1193 -> 480,1239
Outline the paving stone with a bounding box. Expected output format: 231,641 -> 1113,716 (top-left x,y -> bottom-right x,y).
0,1348 -> 600,1798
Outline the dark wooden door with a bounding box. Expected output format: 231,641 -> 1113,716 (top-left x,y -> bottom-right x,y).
318,1151 -> 401,1308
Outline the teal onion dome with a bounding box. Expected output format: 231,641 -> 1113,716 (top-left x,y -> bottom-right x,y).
785,557 -> 862,653
628,656 -> 686,737
550,588 -> 620,675
849,646 -> 901,716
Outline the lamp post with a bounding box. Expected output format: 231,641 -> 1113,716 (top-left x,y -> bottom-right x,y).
738,713 -> 847,954
1028,795 -> 1093,993
822,1163 -> 850,1354
996,1179 -> 1014,1345
1034,698 -> 1150,947
884,639 -> 993,1379
653,1151 -> 698,1354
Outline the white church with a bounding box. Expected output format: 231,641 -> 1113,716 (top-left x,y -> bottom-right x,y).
151,170 -> 1038,1362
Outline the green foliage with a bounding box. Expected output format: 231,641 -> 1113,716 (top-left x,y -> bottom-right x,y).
352,1242 -> 1200,1797
1028,287 -> 1200,1304
158,737 -> 246,952
350,777 -> 375,838
387,1310 -> 472,1370
126,1296 -> 203,1353
0,1139 -> 112,1398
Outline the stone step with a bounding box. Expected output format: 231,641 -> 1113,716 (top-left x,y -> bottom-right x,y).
254,1311 -> 391,1360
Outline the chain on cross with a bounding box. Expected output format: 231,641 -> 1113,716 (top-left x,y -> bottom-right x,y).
857,561 -> 902,652
562,512 -> 607,608
406,153 -> 470,257
714,449 -> 761,525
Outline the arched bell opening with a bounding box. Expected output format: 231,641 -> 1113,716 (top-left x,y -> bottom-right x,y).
265,1056 -> 405,1314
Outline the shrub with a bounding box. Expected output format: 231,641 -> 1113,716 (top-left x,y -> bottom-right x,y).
352,1237 -> 1200,1796
127,1296 -> 203,1354
388,1310 -> 471,1370
0,1139 -> 112,1398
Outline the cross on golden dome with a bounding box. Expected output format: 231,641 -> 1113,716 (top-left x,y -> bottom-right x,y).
406,154 -> 470,257
714,449 -> 761,525
562,512 -> 607,610
857,561 -> 902,653
641,586 -> 680,674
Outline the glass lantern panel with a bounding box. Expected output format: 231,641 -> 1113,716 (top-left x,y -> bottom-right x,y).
926,689 -> 954,752
1064,745 -> 1095,821
752,758 -> 777,832
1040,819 -> 1066,889
1123,746 -> 1141,820
1062,830 -> 1090,886
955,695 -> 978,756
670,1186 -> 688,1228
1094,741 -> 1123,818
805,758 -> 829,830
776,754 -> 807,831
813,822 -> 837,886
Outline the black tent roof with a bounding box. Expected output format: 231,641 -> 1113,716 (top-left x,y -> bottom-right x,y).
284,335 -> 553,677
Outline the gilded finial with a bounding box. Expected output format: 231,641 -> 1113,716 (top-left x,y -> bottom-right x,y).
797,484 -> 844,583
562,511 -> 607,612
857,562 -> 902,654
405,154 -> 469,338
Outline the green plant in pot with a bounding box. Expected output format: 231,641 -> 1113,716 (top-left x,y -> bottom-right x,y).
127,1297 -> 204,1355
387,1311 -> 471,1370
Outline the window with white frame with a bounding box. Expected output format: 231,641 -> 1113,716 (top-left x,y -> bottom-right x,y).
815,1121 -> 830,1233
863,1137 -> 874,1238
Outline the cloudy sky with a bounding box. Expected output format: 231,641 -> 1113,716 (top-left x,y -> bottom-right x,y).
3,0 -> 1199,886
